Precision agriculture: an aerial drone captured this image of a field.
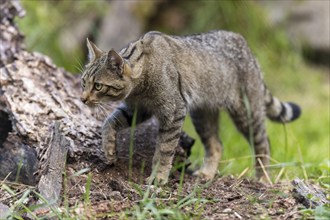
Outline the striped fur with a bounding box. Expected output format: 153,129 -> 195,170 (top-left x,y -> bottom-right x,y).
265,88 -> 301,122
81,31 -> 301,184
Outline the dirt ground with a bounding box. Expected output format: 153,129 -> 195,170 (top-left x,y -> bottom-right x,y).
0,152 -> 305,220
55,157 -> 302,220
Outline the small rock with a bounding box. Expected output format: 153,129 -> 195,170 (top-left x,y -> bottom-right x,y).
222,208 -> 232,213
108,180 -> 122,192
110,191 -> 123,200
0,202 -> 10,219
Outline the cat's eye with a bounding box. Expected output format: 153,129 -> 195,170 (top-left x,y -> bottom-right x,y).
94,82 -> 103,91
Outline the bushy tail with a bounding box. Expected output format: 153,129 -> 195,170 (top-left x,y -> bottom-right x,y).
265,89 -> 301,123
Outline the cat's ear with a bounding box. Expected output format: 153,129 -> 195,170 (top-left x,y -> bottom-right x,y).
107,49 -> 124,70
107,49 -> 135,78
86,38 -> 103,62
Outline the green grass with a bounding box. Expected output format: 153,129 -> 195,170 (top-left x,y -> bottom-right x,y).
121,183 -> 209,220
16,1 -> 108,73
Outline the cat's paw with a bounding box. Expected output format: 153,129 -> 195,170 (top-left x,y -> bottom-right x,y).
103,141 -> 117,164
146,173 -> 169,185
193,168 -> 217,182
104,151 -> 117,165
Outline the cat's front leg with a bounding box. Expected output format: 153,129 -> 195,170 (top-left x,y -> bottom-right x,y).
102,103 -> 132,164
148,106 -> 186,185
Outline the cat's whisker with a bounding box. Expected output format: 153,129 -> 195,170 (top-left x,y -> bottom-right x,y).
74,57 -> 85,73
98,103 -> 109,117
105,109 -> 124,128
114,114 -> 125,127
92,102 -> 101,120
73,64 -> 84,73
97,103 -> 106,118
97,104 -> 104,119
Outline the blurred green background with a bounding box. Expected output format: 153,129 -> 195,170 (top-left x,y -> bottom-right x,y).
17,0 -> 329,181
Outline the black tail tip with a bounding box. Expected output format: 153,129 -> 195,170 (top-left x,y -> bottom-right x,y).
288,102 -> 301,121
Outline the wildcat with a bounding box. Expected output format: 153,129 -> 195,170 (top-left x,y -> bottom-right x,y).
80,30 -> 301,184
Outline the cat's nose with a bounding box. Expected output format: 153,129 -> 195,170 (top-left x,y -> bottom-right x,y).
80,96 -> 87,104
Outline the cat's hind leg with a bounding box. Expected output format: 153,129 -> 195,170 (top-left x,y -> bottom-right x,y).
228,101 -> 270,179
190,108 -> 222,181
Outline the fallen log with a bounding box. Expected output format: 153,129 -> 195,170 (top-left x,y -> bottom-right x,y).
291,178 -> 328,209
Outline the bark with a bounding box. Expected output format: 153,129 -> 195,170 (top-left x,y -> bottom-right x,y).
37,121 -> 69,206
291,178 -> 328,209
0,0 -> 25,67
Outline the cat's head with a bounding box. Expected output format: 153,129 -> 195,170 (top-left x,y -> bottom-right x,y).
80,39 -> 133,106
